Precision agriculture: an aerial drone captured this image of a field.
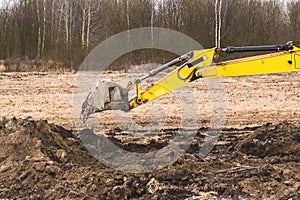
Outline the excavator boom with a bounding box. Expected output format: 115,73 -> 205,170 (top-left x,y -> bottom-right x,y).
81,41 -> 300,121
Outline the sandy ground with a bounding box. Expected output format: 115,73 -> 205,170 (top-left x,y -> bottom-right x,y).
1,71 -> 300,129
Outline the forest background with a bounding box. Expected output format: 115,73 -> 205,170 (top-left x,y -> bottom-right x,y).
0,0 -> 299,71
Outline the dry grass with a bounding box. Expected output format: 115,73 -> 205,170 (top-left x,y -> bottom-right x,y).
1,59 -> 73,73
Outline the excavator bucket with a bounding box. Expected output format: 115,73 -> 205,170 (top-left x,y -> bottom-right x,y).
80,79 -> 129,122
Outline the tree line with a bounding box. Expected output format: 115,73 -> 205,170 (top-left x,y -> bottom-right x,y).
0,0 -> 299,70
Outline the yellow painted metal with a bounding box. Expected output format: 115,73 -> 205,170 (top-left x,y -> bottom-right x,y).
210,46 -> 300,78
129,45 -> 300,109
129,48 -> 216,109
136,82 -> 142,103
294,52 -> 300,69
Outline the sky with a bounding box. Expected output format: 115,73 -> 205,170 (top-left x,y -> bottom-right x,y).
0,0 -> 16,9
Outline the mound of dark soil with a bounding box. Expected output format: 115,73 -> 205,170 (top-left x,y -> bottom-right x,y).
0,117 -> 106,199
240,122 -> 300,159
0,118 -> 299,199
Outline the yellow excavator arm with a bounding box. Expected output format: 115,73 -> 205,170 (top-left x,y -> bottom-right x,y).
129,48 -> 216,109
80,41 -> 300,121
129,42 -> 300,109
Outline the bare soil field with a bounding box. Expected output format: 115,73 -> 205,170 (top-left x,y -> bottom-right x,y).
0,71 -> 299,199
1,71 -> 300,129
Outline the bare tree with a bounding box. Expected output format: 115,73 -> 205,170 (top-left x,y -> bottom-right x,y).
36,0 -> 41,58
288,0 -> 300,40
80,0 -> 87,49
86,0 -> 91,50
214,0 -> 223,48
41,0 -> 46,55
